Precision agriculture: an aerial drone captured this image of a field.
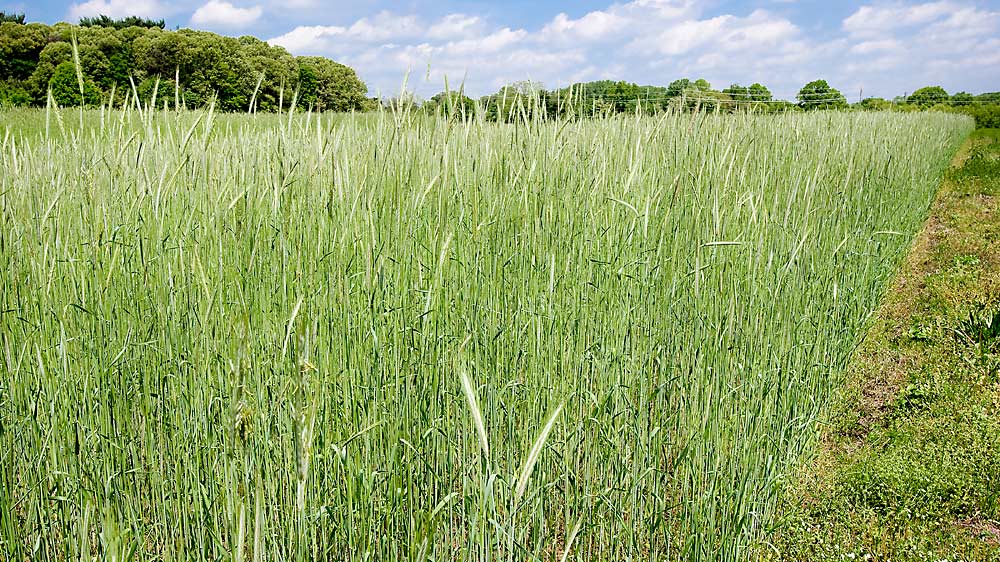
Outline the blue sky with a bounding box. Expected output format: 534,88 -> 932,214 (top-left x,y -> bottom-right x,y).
4,0 -> 999,99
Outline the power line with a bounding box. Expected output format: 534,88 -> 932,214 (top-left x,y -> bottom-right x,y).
498,92 -> 858,105
487,89 -> 998,107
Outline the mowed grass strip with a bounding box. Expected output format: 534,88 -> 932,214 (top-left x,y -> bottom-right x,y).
772,129 -> 1000,561
0,106 -> 972,561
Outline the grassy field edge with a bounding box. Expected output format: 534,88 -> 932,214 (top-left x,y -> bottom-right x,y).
770,129 -> 1000,561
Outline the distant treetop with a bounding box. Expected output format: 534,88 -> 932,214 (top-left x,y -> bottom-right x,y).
797,79 -> 848,110
723,83 -> 773,103
0,11 -> 26,24
907,86 -> 949,107
79,15 -> 165,30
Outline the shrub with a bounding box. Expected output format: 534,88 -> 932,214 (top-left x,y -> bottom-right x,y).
47,61 -> 102,106
0,80 -> 30,107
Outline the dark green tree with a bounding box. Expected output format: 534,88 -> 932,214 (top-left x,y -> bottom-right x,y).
664,78 -> 718,110
768,100 -> 799,112
135,76 -> 181,108
0,12 -> 25,24
48,61 -> 102,106
239,35 -> 297,112
666,78 -> 692,98
380,92 -> 420,113
723,83 -> 773,110
907,86 -> 949,107
747,83 -> 772,102
183,32 -> 255,111
480,84 -> 536,122
545,80 -> 667,117
295,56 -> 369,112
605,80 -> 642,112
296,63 -> 317,107
951,92 -> 974,104
962,104 -> 1000,128
79,15 -> 165,29
0,22 -> 48,81
675,88 -> 733,112
426,91 -> 475,118
858,97 -> 894,111
1,20 -> 369,111
132,29 -> 191,79
723,84 -> 749,99
0,80 -> 30,106
796,79 -> 847,110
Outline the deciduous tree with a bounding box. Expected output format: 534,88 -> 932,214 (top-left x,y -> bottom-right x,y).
796,79 -> 847,110
907,86 -> 949,107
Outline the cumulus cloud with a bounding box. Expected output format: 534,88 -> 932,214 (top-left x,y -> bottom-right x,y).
427,14 -> 486,40
68,0 -> 171,20
267,0 -> 1000,100
267,2 -> 693,95
625,10 -> 798,57
268,25 -> 346,52
924,6 -> 1000,39
344,11 -> 424,42
191,0 -> 263,28
267,11 -> 424,52
849,39 -> 902,54
840,1 -> 999,93
541,11 -> 629,43
843,1 -> 957,36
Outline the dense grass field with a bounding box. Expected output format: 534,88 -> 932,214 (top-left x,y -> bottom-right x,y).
0,106 -> 972,560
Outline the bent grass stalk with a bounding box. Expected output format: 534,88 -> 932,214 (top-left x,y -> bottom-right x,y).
459,366 -> 491,461
514,404 -> 563,505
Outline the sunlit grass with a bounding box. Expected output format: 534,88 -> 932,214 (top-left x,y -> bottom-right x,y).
0,104 -> 972,560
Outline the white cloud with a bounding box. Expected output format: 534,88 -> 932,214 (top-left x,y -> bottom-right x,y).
267,0 -> 1000,101
541,11 -> 628,43
445,28 -> 527,54
628,10 -> 799,59
344,11 -> 424,42
649,16 -> 727,55
840,1 -> 1000,95
269,1 -> 694,95
268,11 -> 425,52
849,39 -> 902,54
924,6 -> 1000,39
427,14 -> 486,41
68,0 -> 170,20
843,1 -> 958,36
268,25 -> 346,52
190,0 -> 263,28
625,0 -> 697,21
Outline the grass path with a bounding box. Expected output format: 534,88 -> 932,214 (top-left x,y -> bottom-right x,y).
772,129 -> 1000,560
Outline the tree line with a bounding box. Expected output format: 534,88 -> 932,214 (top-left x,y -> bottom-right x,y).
2,12 -> 997,128
0,14 -> 371,112
417,80 -> 998,127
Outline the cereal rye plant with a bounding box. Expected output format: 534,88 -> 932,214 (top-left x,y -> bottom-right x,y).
0,104 -> 972,560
